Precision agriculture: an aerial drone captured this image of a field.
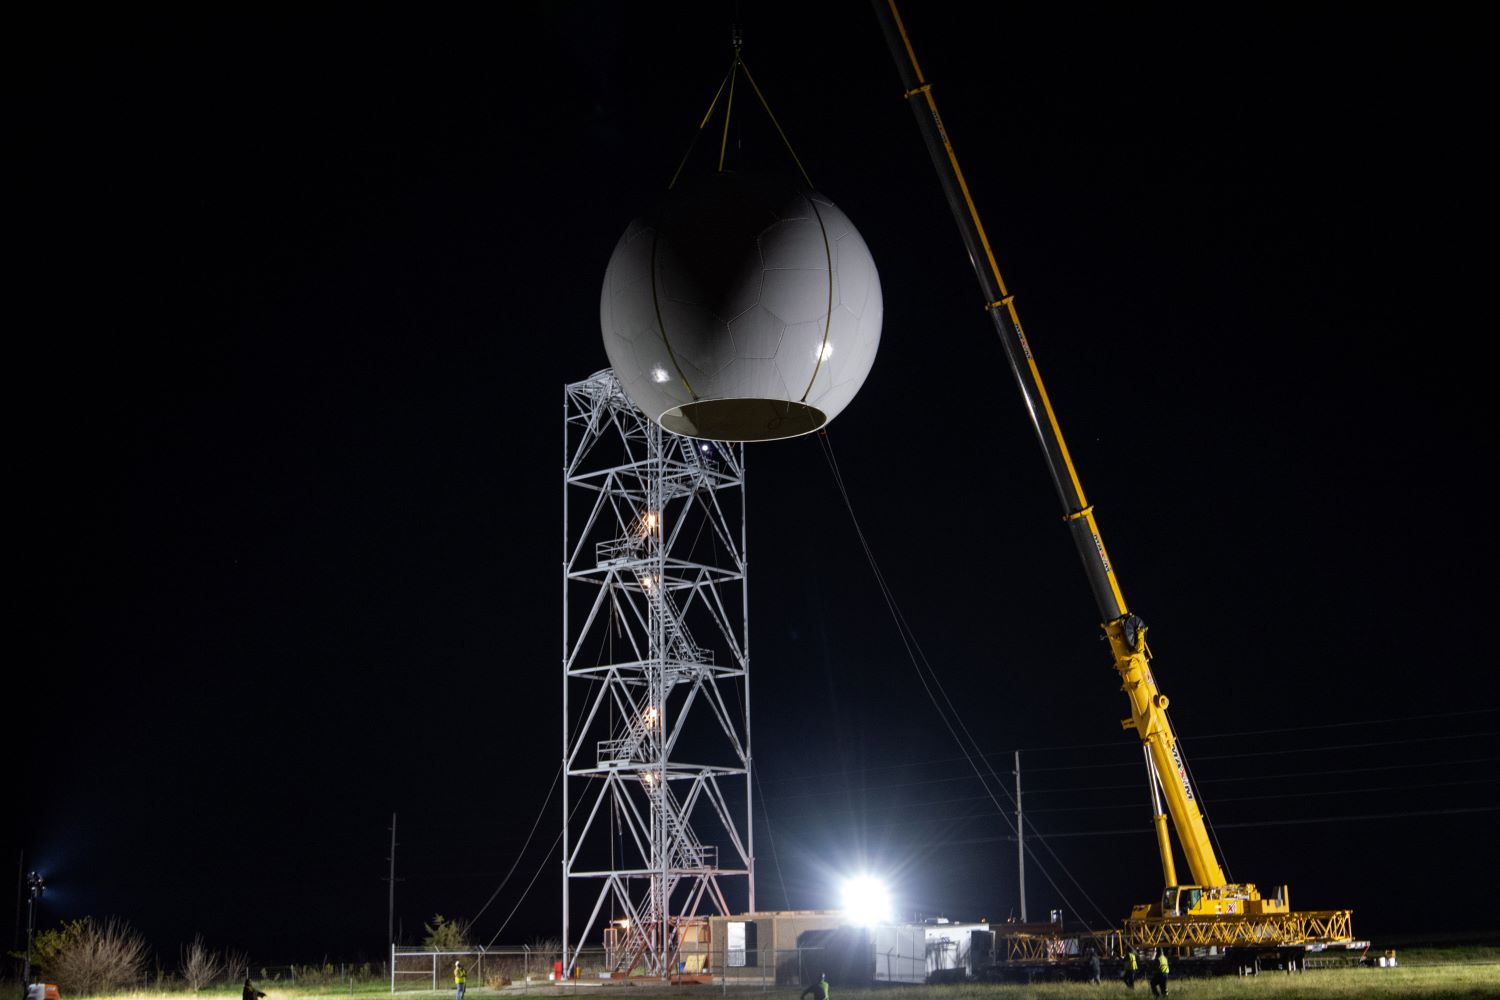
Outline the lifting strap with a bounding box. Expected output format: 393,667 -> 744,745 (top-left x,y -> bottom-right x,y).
668,48 -> 814,191
660,35 -> 829,405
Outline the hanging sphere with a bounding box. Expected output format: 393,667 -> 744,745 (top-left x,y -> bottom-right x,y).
600,174 -> 882,442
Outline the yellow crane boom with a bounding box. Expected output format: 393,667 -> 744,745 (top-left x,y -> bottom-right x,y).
869,0 -> 1352,950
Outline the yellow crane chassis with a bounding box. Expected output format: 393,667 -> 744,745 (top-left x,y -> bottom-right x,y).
1125,909 -> 1354,951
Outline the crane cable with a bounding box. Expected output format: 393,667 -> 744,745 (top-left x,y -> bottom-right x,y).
814,428 -> 1117,932
1169,715 -> 1236,885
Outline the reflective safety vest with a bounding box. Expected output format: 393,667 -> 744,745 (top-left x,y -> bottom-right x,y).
455,966 -> 467,984
1157,953 -> 1170,974
1126,953 -> 1138,971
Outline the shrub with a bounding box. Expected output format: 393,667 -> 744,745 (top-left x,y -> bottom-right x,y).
530,937 -> 563,967
180,935 -> 226,992
522,941 -> 558,971
47,917 -> 150,995
25,922 -> 75,976
422,915 -> 469,951
222,949 -> 250,983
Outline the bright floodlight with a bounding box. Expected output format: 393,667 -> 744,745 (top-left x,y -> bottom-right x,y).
841,875 -> 893,925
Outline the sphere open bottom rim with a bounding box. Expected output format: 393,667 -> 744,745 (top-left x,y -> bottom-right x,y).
660,398 -> 827,442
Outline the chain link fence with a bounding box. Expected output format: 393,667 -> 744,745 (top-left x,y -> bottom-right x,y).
390,946 -> 864,992
391,948 -> 564,993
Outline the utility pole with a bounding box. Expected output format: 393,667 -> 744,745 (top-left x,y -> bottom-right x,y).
1014,751 -> 1027,922
13,852 -> 22,954
385,813 -> 399,948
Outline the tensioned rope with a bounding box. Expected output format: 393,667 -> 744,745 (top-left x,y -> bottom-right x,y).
480,768 -> 605,950
483,825 -> 564,949
472,612 -> 613,945
470,766 -> 560,928
754,764 -> 793,910
814,428 -> 1116,931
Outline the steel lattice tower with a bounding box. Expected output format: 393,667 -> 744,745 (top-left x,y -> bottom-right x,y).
562,370 -> 753,977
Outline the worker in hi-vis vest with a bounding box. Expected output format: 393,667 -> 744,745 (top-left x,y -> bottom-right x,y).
453,961 -> 467,1000
1150,950 -> 1170,996
799,973 -> 828,1000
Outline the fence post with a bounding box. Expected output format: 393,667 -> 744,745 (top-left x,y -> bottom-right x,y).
390,943 -> 395,993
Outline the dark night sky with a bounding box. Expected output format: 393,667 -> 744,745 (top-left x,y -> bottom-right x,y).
11,1 -> 1498,968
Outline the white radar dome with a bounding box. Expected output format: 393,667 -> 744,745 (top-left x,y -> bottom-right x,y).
600,174 -> 882,442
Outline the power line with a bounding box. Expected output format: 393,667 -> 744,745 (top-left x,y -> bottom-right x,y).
755,710 -> 1500,786
1196,756 -> 1500,785
1168,707 -> 1500,743
852,805 -> 1500,846
758,747 -> 1500,805
753,766 -> 1500,826
1187,731 -> 1499,762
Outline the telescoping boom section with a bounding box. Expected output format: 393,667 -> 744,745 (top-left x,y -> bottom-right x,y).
870,0 -> 1353,950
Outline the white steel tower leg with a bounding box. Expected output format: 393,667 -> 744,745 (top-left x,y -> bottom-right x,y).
562,370 -> 753,978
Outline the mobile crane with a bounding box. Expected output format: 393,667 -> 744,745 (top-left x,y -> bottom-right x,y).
869,1 -> 1355,959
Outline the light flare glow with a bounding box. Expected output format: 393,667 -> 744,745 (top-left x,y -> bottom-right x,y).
840,875 -> 893,925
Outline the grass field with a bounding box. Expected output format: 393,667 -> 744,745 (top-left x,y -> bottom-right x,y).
63,950 -> 1500,1000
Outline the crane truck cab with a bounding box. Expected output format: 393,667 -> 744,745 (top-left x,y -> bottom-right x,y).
1132,884 -> 1291,920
